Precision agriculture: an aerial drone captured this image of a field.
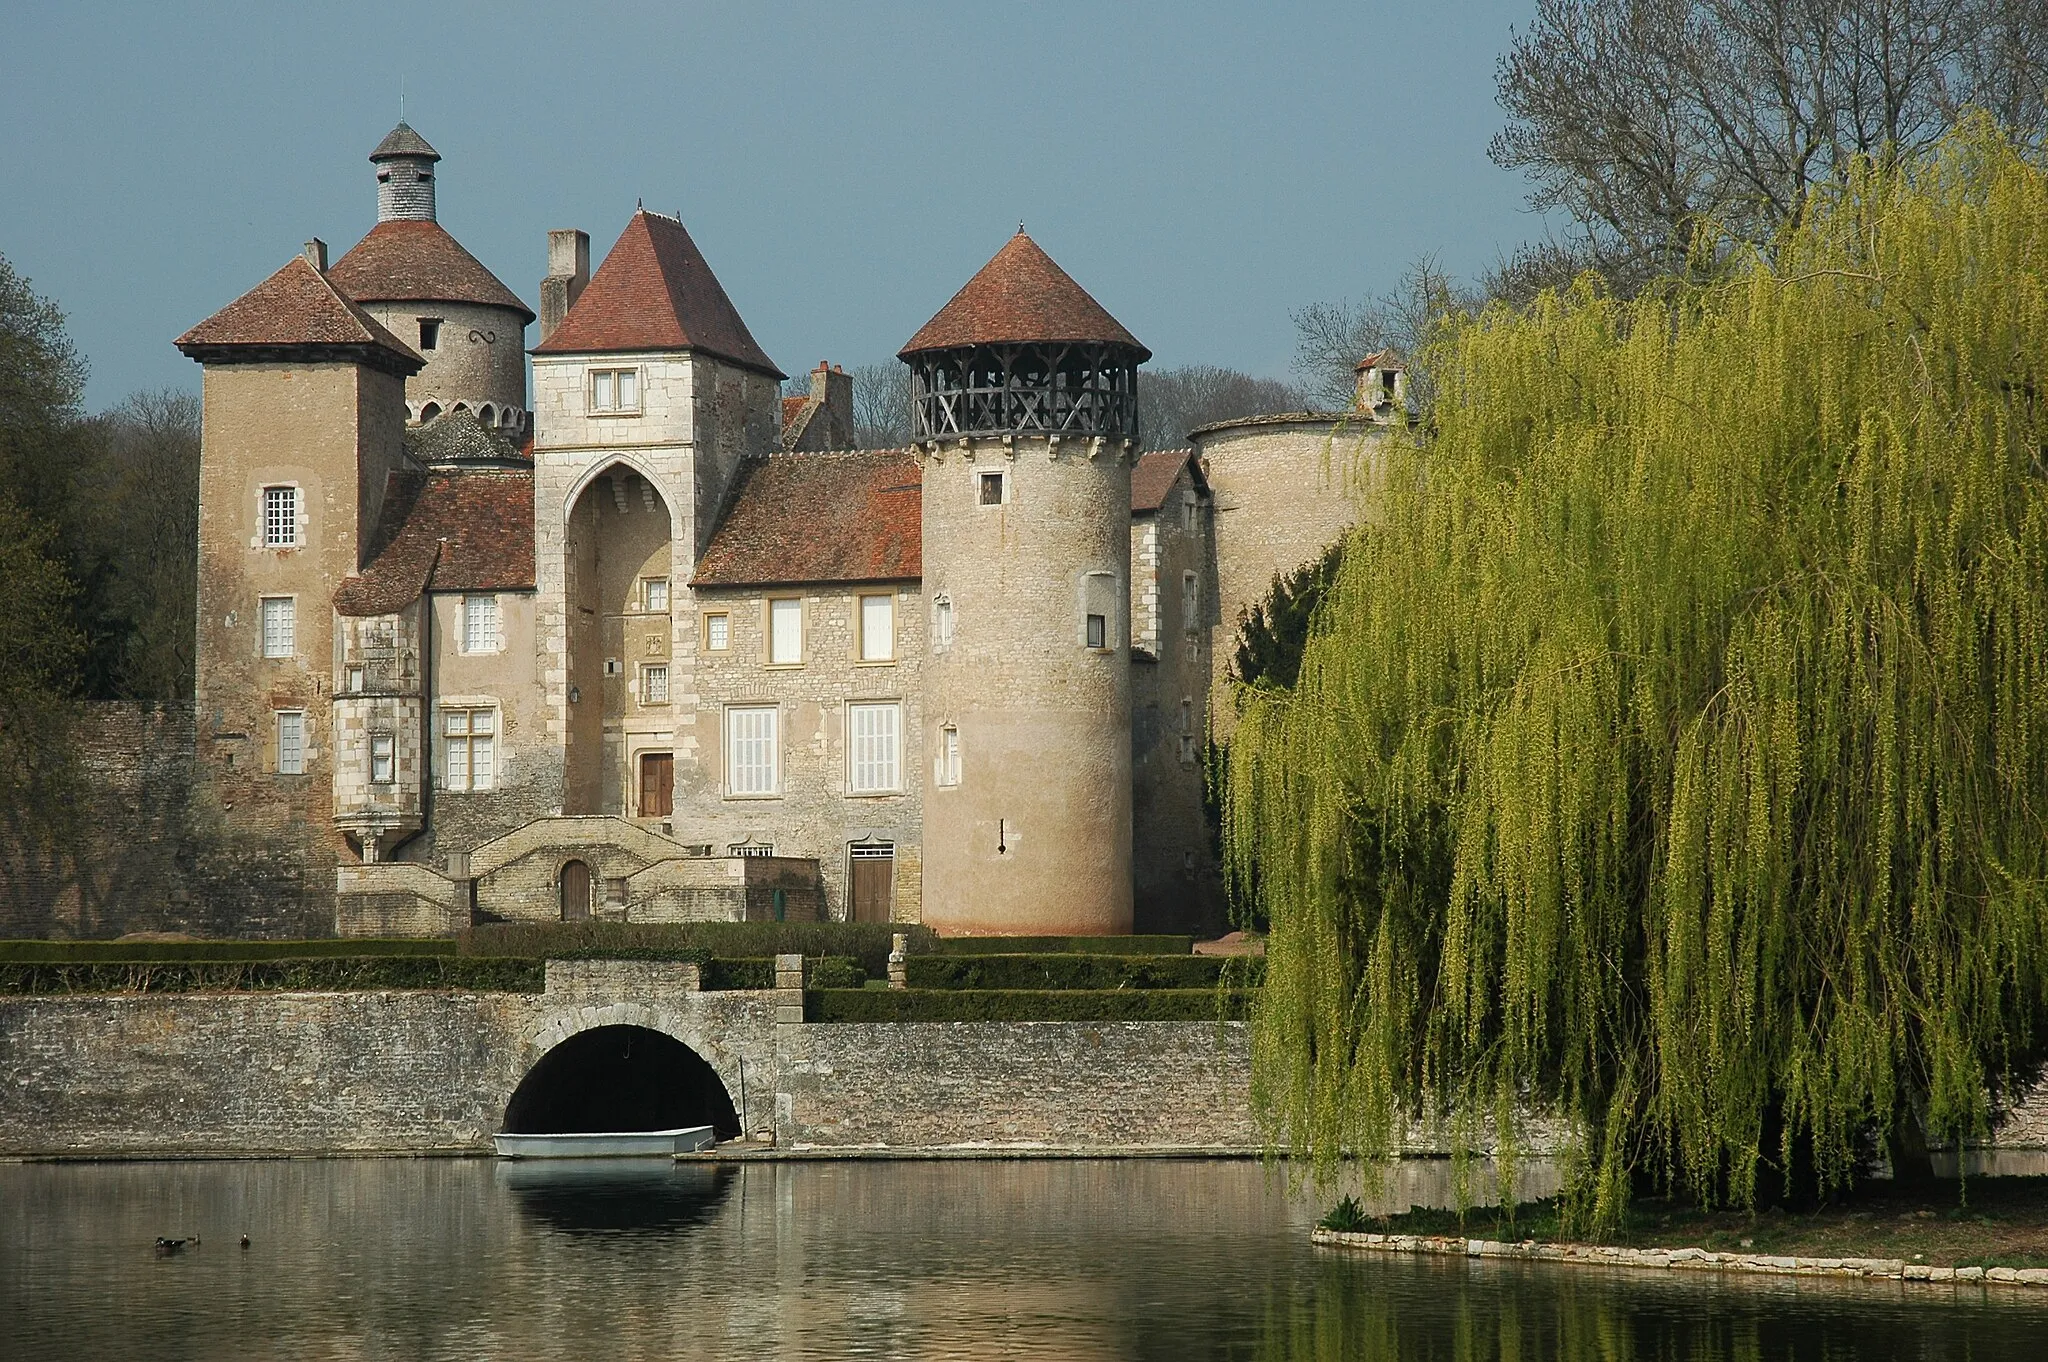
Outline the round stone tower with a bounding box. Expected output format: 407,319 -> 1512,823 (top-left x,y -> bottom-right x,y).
905,231 -> 1147,936
328,122 -> 536,436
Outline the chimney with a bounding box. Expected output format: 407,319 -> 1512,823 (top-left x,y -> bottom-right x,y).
303,238 -> 328,272
811,362 -> 854,449
540,229 -> 590,342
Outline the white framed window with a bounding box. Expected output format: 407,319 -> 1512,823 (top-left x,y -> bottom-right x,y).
932,595 -> 955,650
344,664 -> 365,693
643,577 -> 671,613
262,485 -> 299,548
260,596 -> 295,658
726,705 -> 779,796
276,711 -> 306,775
936,724 -> 961,787
703,611 -> 730,651
1182,570 -> 1200,633
443,707 -> 497,791
590,367 -> 641,413
848,702 -> 901,794
768,597 -> 802,665
370,732 -> 396,784
859,593 -> 894,662
461,594 -> 500,654
641,663 -> 670,704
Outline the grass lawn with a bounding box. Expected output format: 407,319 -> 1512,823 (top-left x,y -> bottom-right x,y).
1348,1177 -> 2048,1269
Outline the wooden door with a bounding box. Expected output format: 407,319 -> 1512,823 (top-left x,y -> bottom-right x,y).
850,847 -> 894,924
560,860 -> 591,921
638,752 -> 673,818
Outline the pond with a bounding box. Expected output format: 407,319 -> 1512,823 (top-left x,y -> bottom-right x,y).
3,1158 -> 2042,1359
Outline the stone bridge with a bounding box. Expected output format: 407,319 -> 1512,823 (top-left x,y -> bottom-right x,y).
0,961 -> 1262,1158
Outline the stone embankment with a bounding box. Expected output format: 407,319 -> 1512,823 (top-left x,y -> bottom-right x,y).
1312,1228 -> 2048,1288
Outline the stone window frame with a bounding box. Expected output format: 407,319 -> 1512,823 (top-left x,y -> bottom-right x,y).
1181,569 -> 1200,634
724,703 -> 781,799
935,723 -> 962,788
764,595 -> 804,669
588,365 -> 643,415
846,698 -> 903,797
640,662 -> 671,706
258,483 -> 303,549
641,576 -> 671,614
258,594 -> 297,659
931,593 -> 955,652
701,609 -> 731,652
417,317 -> 442,352
977,467 -> 1009,507
1079,570 -> 1120,653
856,591 -> 896,665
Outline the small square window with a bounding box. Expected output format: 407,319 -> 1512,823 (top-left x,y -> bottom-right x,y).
643,577 -> 670,613
604,877 -> 629,907
704,612 -> 730,651
1086,613 -> 1107,650
370,732 -> 395,784
345,664 -> 365,693
642,663 -> 670,704
418,318 -> 441,351
590,367 -> 640,413
979,471 -> 1004,506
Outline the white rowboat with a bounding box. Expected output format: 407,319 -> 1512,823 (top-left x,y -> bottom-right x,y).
492,1127 -> 717,1158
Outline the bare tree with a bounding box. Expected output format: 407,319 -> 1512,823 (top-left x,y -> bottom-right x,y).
1492,0 -> 2048,281
1139,367 -> 1303,449
1291,255 -> 1479,411
849,362 -> 911,449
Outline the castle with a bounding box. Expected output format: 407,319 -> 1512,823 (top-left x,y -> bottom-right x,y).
175,123 -> 1403,937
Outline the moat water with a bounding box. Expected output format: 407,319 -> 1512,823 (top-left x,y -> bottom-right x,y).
4,1158 -> 2045,1360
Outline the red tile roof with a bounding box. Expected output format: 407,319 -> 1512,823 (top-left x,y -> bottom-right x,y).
901,231 -> 1148,359
1131,448 -> 1207,512
533,210 -> 781,376
176,256 -> 423,373
781,395 -> 809,430
334,467 -> 535,616
691,451 -> 921,588
328,220 -> 534,322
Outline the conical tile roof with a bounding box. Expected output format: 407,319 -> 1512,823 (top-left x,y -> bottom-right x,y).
175,255 -> 423,374
900,231 -> 1148,360
329,219 -> 534,321
532,209 -> 781,376
370,121 -> 439,162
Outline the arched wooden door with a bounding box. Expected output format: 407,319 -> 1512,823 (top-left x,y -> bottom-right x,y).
560,860 -> 592,921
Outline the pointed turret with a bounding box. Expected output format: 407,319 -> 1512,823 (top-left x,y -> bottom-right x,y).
370,121 -> 441,223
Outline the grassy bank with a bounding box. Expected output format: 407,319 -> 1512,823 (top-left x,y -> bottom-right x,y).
1332,1179 -> 2048,1270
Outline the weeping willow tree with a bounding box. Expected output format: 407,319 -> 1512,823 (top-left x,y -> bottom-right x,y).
1228,122 -> 2048,1229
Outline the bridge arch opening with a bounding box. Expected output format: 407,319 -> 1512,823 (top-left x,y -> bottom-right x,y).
504,1025 -> 739,1138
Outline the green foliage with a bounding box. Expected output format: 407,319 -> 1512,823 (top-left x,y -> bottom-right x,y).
807,956 -> 867,989
808,987 -> 1256,1023
1230,543 -> 1344,692
702,957 -> 774,990
1317,1195 -> 1369,1232
0,938 -> 455,962
0,956 -> 542,994
925,934 -> 1192,956
1229,126 -> 2048,1229
458,920 -> 935,977
906,952 -> 1257,990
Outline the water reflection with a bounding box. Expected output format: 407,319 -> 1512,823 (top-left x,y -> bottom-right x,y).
1,1158 -> 2041,1360
499,1160 -> 736,1236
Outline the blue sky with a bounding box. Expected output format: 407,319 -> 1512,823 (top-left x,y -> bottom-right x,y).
1,1 -> 1550,409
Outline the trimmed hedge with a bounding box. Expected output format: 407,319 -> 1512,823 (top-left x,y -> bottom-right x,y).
0,957 -> 543,995
925,935 -> 1194,957
806,988 -> 1255,1023
0,939 -> 456,963
699,956 -> 865,990
460,921 -> 933,976
905,953 -> 1262,991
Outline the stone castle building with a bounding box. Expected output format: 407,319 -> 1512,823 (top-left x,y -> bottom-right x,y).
175,123 -> 1405,937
